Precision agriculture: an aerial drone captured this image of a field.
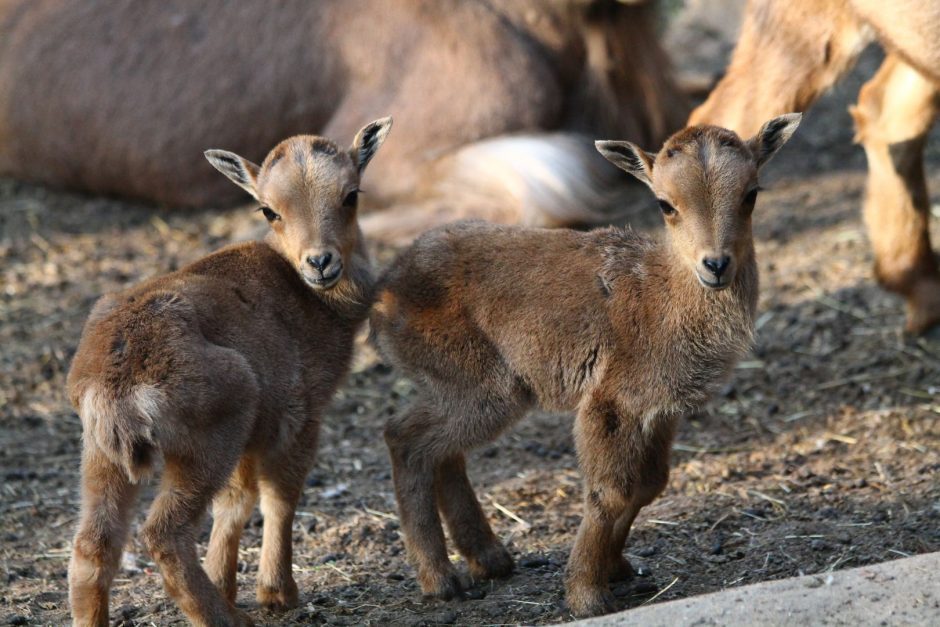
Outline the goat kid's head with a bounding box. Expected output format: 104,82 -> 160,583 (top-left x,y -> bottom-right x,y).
596,114 -> 801,290
206,117 -> 392,291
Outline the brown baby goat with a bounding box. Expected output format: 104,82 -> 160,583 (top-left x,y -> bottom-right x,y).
371,114 -> 800,617
66,118 -> 392,626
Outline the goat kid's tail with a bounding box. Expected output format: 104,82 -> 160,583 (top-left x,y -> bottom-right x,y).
79,384 -> 163,483
361,133 -> 626,246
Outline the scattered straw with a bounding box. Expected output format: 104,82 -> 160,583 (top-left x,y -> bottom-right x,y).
640,576 -> 679,606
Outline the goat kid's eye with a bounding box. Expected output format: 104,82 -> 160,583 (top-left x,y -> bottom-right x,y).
260,206 -> 281,222
657,200 -> 677,216
742,188 -> 760,212
343,190 -> 359,207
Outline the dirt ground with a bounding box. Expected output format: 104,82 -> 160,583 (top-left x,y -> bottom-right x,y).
2,31 -> 940,627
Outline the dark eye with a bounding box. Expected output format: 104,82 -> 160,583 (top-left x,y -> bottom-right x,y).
260,206 -> 280,222
657,199 -> 676,216
343,190 -> 359,207
742,188 -> 760,212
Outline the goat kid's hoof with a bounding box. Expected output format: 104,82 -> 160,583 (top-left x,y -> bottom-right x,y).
419,569 -> 465,601
608,556 -> 635,582
468,543 -> 515,580
231,607 -> 255,627
257,580 -> 299,612
566,583 -> 617,618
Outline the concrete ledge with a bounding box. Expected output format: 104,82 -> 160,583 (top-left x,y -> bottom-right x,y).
574,552 -> 939,626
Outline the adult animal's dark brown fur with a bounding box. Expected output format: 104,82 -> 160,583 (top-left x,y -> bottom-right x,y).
0,0 -> 686,236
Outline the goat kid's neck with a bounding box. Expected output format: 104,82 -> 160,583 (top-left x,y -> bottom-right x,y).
264,229 -> 375,321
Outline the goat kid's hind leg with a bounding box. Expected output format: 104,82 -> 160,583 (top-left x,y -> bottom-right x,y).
205,456 -> 259,605
255,423 -> 320,612
69,443 -> 140,627
142,454 -> 251,627
435,454 -> 514,581
851,53 -> 940,335
386,402 -> 464,599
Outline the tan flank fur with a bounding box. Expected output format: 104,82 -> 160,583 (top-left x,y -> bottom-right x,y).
689,0 -> 940,335
65,118 -> 392,627
371,115 -> 802,618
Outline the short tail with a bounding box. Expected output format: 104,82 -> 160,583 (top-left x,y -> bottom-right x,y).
361,133 -> 629,246
79,384 -> 163,483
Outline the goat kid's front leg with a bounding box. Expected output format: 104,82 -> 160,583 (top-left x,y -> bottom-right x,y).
255,478 -> 301,611
386,408 -> 463,599
255,417 -> 323,612
607,509 -> 640,582
565,479 -> 624,618
567,401 -> 675,617
205,456 -> 258,605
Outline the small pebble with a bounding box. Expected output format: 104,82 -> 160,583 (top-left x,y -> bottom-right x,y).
519,555 -> 552,569
634,545 -> 656,558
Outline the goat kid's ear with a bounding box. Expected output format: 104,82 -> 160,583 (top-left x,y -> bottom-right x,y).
595,140 -> 655,188
351,116 -> 393,174
204,150 -> 261,200
747,113 -> 802,169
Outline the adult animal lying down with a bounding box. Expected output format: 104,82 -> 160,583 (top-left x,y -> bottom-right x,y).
0,0 -> 687,237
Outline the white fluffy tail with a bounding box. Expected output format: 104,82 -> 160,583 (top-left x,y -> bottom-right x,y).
80,384 -> 163,483
361,133 -> 626,246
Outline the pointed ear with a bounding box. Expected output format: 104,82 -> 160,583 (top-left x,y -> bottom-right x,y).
747,113 -> 802,169
595,140 -> 656,188
350,116 -> 393,174
204,149 -> 261,199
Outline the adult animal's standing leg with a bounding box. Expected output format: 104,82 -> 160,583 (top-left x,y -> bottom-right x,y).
851,54 -> 940,334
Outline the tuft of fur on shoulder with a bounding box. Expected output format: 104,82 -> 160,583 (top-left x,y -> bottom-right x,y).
595,226 -> 659,285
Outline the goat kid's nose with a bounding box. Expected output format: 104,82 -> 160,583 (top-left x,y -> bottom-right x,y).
702,256 -> 731,278
307,252 -> 333,271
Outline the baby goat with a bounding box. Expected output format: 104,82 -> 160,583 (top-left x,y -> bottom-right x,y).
66,118 -> 392,626
371,114 -> 800,617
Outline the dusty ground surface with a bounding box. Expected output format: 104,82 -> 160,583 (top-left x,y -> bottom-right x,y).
2,33 -> 940,627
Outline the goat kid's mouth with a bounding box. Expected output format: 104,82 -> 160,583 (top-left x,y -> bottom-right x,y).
303,263 -> 344,290
695,272 -> 731,291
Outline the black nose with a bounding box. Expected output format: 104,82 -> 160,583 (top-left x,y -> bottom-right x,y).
702,256 -> 730,278
307,252 -> 333,271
